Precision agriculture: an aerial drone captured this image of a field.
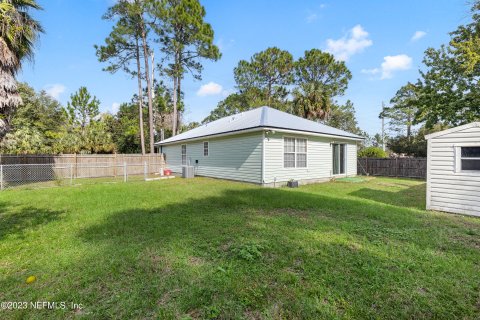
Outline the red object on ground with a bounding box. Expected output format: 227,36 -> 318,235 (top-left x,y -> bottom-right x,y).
164,169 -> 172,176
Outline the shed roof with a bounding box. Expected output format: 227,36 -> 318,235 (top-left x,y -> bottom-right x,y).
425,122 -> 480,140
156,106 -> 363,145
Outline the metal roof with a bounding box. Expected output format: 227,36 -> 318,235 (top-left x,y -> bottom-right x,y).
156,106 -> 363,145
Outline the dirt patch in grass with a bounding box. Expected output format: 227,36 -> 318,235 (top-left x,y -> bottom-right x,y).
144,250 -> 173,275
158,288 -> 181,307
376,182 -> 409,188
244,309 -> 263,320
450,234 -> 480,250
187,256 -> 205,267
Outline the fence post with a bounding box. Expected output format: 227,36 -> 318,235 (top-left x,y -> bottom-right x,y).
395,158 -> 398,177
124,162 -> 127,182
113,153 -> 117,177
144,161 -> 147,181
74,153 -> 78,178
70,163 -> 73,185
0,165 -> 3,191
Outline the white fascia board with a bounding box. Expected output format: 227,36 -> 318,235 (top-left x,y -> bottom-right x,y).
266,127 -> 364,141
155,126 -> 364,146
425,122 -> 480,140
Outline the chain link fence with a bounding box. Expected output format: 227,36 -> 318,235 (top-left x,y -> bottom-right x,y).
0,161 -> 170,190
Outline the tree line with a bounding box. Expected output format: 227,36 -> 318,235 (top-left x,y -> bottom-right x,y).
0,0 -> 220,154
1,0 -> 367,155
3,0 -> 478,156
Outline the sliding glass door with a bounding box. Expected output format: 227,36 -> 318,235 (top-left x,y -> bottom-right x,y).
332,144 -> 345,175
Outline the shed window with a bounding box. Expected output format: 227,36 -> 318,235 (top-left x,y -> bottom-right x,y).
203,142 -> 209,156
181,144 -> 187,165
284,137 -> 307,168
461,147 -> 480,171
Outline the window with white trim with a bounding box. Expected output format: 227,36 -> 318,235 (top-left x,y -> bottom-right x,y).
203,142 -> 209,156
461,147 -> 480,171
284,137 -> 307,168
181,144 -> 187,165
296,139 -> 307,167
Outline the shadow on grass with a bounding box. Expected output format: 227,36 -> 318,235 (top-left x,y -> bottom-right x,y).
68,186 -> 480,319
0,204 -> 64,240
349,183 -> 426,209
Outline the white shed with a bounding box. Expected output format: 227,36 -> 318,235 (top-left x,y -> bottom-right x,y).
426,122 -> 480,217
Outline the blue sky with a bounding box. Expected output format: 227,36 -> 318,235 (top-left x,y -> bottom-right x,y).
19,0 -> 469,135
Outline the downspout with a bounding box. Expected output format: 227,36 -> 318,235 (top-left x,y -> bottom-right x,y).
261,130 -> 265,186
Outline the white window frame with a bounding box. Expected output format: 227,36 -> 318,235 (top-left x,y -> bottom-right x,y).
332,143 -> 347,176
181,144 -> 187,166
203,141 -> 209,157
454,143 -> 480,175
283,136 -> 308,169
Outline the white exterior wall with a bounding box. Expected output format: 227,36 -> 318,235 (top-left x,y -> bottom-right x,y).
427,126 -> 480,217
263,132 -> 357,185
161,132 -> 263,184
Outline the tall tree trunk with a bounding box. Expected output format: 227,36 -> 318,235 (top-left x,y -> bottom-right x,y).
138,14 -> 154,154
0,68 -> 20,138
172,51 -> 179,136
267,81 -> 272,106
135,39 -> 146,155
406,111 -> 412,142
176,76 -> 182,135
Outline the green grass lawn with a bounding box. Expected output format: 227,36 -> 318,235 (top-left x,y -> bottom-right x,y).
0,177 -> 479,319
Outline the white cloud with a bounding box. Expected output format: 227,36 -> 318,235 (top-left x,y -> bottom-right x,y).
111,102 -> 120,114
305,5 -> 325,23
361,68 -> 380,75
362,54 -> 412,79
326,25 -> 373,61
44,84 -> 66,100
411,30 -> 426,42
380,54 -> 412,79
215,38 -> 235,51
197,82 -> 223,96
306,13 -> 318,23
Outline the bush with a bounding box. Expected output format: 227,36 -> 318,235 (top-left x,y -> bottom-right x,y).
358,146 -> 388,158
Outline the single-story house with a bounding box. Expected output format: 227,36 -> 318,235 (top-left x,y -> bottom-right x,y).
155,106 -> 363,187
425,122 -> 480,217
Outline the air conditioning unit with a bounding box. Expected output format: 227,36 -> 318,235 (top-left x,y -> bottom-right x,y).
182,166 -> 194,179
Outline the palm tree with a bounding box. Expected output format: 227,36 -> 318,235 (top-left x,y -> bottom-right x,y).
293,83 -> 332,121
0,0 -> 43,138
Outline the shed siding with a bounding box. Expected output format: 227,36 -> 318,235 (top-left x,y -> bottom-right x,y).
427,126 -> 480,217
264,132 -> 357,184
162,132 -> 263,184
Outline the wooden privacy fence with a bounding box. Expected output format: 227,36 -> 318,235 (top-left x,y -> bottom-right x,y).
0,154 -> 165,184
357,157 -> 427,179
0,154 -> 164,166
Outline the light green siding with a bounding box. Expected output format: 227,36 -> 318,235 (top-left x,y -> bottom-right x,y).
264,132 -> 357,184
162,132 -> 263,184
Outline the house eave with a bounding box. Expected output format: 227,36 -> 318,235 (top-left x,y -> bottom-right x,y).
155,126 -> 364,146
